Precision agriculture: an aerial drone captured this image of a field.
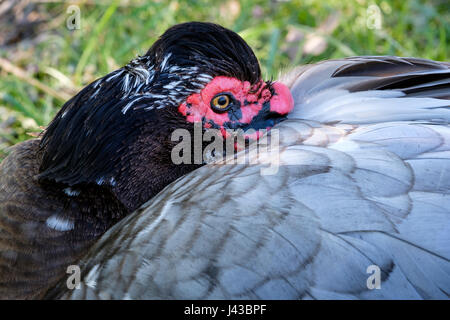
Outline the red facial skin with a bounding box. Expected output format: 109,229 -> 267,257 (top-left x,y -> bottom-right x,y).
178,76 -> 294,141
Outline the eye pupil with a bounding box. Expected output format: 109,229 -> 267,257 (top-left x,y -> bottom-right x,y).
218,96 -> 227,105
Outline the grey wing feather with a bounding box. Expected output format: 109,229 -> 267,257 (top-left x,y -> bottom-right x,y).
56,56 -> 450,299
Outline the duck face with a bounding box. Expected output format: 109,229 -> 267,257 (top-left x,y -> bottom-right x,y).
179,76 -> 293,139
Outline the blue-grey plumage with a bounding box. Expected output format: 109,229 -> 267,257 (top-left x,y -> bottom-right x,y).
52,56 -> 450,300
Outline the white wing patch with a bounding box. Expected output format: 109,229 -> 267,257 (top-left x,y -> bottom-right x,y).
46,215 -> 74,232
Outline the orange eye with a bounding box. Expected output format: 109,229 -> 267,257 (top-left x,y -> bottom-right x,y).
211,94 -> 231,113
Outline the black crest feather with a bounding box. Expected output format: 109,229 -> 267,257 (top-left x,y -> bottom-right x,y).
147,22 -> 261,84
38,22 -> 262,197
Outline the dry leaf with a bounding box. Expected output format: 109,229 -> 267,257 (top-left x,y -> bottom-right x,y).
303,12 -> 341,56
220,0 -> 241,21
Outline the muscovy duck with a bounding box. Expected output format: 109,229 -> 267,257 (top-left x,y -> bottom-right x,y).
1,22 -> 450,299
0,22 -> 293,299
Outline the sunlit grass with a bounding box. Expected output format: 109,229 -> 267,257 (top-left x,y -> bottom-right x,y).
0,0 -> 448,160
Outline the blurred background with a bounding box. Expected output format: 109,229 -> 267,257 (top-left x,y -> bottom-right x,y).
0,0 -> 448,160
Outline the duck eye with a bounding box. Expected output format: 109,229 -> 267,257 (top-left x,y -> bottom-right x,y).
211,94 -> 232,113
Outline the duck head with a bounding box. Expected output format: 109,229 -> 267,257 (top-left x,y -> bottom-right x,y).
38,22 -> 294,213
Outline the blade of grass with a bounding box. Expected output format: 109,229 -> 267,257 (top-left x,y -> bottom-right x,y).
74,0 -> 120,84
265,27 -> 281,77
0,57 -> 71,102
379,30 -> 412,56
0,93 -> 41,123
439,24 -> 446,61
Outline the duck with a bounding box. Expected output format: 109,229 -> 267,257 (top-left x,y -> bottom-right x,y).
1,22 -> 449,300
0,22 -> 292,299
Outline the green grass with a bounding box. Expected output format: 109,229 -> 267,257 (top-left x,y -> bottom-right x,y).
0,0 -> 448,160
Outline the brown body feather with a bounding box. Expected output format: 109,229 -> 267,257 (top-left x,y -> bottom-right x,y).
0,139 -> 127,299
